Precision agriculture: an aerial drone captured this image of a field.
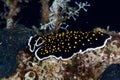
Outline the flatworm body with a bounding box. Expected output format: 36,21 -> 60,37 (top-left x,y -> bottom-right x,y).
28,31 -> 111,60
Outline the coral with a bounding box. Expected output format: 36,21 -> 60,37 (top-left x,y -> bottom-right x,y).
24,71 -> 36,80
1,0 -> 30,29
40,0 -> 90,31
2,0 -> 20,28
1,0 -> 90,30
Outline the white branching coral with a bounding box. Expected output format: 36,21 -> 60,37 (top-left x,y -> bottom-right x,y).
67,1 -> 90,20
39,0 -> 90,31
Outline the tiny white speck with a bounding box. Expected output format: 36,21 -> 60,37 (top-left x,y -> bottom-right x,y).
0,42 -> 2,45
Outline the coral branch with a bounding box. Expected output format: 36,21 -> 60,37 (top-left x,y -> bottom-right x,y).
41,0 -> 49,24
39,0 -> 90,31
2,0 -> 20,29
67,1 -> 90,20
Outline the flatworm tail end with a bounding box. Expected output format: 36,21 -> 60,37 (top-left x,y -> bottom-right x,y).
80,35 -> 112,54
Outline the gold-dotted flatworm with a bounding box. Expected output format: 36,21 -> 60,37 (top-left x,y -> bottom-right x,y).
28,30 -> 111,60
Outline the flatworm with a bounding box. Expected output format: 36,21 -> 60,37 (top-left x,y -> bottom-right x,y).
28,31 -> 112,60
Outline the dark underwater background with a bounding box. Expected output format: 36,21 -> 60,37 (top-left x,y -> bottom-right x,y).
0,0 -> 120,31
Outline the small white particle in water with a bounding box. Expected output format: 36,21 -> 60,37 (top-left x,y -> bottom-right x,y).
0,42 -> 2,45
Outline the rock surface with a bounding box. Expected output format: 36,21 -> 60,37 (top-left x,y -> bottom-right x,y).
0,25 -> 33,78
99,64 -> 120,80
